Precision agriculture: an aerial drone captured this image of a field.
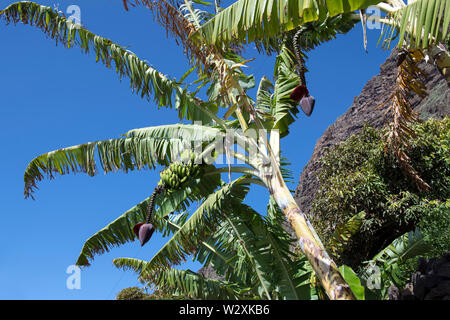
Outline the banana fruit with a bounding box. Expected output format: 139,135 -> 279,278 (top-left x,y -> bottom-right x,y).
158,155 -> 204,192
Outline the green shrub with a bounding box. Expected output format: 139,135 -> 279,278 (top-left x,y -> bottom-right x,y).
311,118 -> 449,267
116,287 -> 150,300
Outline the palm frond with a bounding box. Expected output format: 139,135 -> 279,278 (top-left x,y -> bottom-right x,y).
272,46 -> 301,137
286,13 -> 358,53
380,0 -> 450,49
127,123 -> 223,141
137,177 -> 251,278
122,0 -> 243,66
192,0 -> 384,52
123,0 -> 204,63
113,259 -> 247,299
75,199 -> 186,267
363,229 -> 433,289
198,199 -> 311,299
24,124 -> 222,198
194,219 -> 251,285
113,258 -> 150,282
253,46 -> 300,137
338,265 -> 365,300
180,0 -> 214,26
112,183 -> 312,299
255,76 -> 274,112
328,211 -> 366,258
379,49 -> 430,192
280,156 -> 295,184
371,229 -> 432,265
152,267 -> 246,299
221,207 -> 273,299
0,1 -> 219,125
265,197 -> 312,299
75,197 -> 151,267
75,170 -> 221,266
220,202 -> 310,299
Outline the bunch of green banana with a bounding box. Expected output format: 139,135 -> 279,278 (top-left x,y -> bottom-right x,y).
158,159 -> 204,191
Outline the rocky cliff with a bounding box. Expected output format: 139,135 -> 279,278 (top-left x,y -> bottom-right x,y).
294,50 -> 450,220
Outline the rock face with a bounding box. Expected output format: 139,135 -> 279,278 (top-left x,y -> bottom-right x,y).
294,50 -> 450,221
389,253 -> 450,300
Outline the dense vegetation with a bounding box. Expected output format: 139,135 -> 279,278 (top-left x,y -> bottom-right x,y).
311,117 -> 450,268
116,286 -> 171,300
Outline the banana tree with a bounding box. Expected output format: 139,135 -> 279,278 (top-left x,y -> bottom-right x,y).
3,0 -> 447,300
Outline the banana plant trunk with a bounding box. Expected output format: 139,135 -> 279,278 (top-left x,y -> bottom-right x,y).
267,169 -> 356,300
198,17 -> 355,297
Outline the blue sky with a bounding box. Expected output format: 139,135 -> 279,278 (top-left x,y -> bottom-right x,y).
0,0 -> 390,299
